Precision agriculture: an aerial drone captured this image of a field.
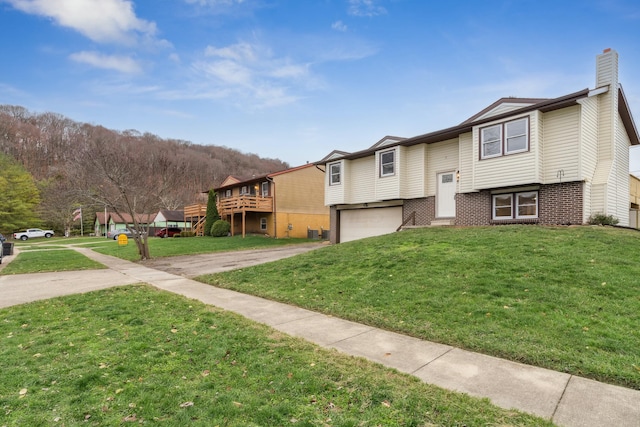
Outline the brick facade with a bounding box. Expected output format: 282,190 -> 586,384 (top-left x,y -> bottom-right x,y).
403,197 -> 435,226
402,182 -> 584,227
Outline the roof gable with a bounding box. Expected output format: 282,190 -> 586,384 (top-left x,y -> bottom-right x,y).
461,98 -> 549,124
319,150 -> 351,163
220,176 -> 242,186
369,136 -> 406,149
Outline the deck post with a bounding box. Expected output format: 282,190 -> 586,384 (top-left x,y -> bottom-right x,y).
242,210 -> 246,238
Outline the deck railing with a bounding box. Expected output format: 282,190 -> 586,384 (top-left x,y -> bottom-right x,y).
218,195 -> 273,214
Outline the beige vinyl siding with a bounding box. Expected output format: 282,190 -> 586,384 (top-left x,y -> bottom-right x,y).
325,160 -> 346,205
578,97 -> 598,222
375,147 -> 401,200
579,97 -> 598,179
425,138 -> 459,196
613,115 -> 631,225
348,156 -> 376,204
402,144 -> 426,198
473,113 -> 538,190
541,106 -> 580,183
458,132 -> 474,193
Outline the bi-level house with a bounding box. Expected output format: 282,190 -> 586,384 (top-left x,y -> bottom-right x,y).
215,163 -> 329,238
321,49 -> 639,243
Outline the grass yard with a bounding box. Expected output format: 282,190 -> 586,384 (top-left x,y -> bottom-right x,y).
198,225 -> 640,390
0,286 -> 551,426
90,235 -> 316,261
0,249 -> 105,274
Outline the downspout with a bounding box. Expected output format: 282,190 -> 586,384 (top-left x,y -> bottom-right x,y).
267,176 -> 276,238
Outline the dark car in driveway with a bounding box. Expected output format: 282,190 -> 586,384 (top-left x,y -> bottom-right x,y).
106,228 -> 141,240
155,227 -> 181,238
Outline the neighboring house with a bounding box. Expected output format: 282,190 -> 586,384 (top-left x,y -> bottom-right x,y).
320,49 -> 639,243
106,212 -> 154,233
94,211 -> 108,236
151,210 -> 188,229
630,175 -> 640,228
215,164 -> 330,238
95,211 -> 178,236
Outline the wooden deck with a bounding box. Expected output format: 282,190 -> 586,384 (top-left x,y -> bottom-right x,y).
218,196 -> 273,215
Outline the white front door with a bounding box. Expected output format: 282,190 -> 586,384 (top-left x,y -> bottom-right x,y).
436,171 -> 456,218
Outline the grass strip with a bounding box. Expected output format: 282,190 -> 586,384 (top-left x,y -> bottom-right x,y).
1,249 -> 105,274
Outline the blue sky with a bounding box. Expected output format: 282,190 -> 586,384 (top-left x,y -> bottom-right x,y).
1,0 -> 640,171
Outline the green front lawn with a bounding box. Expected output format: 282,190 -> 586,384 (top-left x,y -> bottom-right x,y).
0,286 -> 551,426
1,249 -> 106,274
198,225 -> 640,390
91,235 -> 317,261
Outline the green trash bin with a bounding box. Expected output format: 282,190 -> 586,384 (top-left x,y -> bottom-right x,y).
3,242 -> 14,256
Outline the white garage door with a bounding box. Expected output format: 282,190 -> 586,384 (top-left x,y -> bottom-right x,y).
340,206 -> 403,243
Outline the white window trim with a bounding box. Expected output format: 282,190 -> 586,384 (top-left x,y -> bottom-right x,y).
380,149 -> 396,177
505,118 -> 529,155
261,182 -> 269,197
480,116 -> 530,160
240,186 -> 248,195
492,191 -> 538,220
329,162 -> 341,185
515,191 -> 538,219
492,194 -> 513,220
481,124 -> 502,159
260,217 -> 267,230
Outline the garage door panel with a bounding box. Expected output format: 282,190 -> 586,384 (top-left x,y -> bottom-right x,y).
340,207 -> 402,243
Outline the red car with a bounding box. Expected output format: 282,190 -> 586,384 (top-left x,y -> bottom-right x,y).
155,227 -> 182,238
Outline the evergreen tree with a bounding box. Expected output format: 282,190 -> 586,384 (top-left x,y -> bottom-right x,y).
204,190 -> 220,236
0,153 -> 41,233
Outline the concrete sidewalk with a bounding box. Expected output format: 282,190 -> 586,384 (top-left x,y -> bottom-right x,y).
1,247 -> 639,426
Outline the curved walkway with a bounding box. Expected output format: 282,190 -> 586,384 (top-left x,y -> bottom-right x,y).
1,246 -> 638,427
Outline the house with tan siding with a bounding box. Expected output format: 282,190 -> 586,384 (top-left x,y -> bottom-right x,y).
320,49 -> 639,243
215,164 -> 329,238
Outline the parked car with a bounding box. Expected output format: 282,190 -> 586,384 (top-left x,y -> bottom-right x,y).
13,228 -> 54,240
155,227 -> 181,238
107,228 -> 134,240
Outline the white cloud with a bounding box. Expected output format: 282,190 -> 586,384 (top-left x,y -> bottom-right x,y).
332,20 -> 348,32
183,0 -> 245,5
205,42 -> 258,62
4,0 -> 158,44
69,51 -> 142,74
348,0 -> 387,17
193,40 -> 313,108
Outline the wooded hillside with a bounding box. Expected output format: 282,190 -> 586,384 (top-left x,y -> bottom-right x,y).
0,104 -> 290,232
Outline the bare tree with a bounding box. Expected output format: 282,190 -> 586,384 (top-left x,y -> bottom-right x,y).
71,125 -> 187,259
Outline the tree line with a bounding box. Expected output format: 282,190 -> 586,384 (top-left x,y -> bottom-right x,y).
0,104 -> 289,252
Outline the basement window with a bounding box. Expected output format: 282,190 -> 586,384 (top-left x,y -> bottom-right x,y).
492,191 -> 538,220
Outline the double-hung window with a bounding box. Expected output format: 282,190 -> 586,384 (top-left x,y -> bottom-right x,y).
261,182 -> 269,197
481,117 -> 529,159
380,150 -> 395,177
492,191 -> 538,220
329,162 -> 341,185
